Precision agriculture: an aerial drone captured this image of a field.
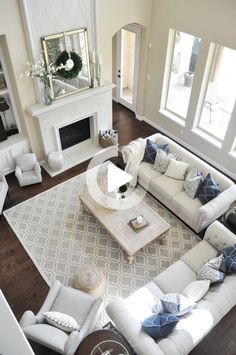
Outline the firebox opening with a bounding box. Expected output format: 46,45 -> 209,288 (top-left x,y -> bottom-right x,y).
59,117 -> 91,150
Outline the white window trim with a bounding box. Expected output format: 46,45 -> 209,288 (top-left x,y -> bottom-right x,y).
194,43 -> 236,143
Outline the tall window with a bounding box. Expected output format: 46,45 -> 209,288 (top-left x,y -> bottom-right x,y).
197,45 -> 236,140
163,30 -> 201,120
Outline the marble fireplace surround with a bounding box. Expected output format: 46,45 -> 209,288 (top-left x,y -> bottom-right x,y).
26,82 -> 117,176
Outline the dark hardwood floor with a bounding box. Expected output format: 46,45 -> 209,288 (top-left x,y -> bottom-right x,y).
0,102 -> 235,355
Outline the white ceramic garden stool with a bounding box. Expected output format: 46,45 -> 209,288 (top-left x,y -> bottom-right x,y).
48,151 -> 64,171
73,265 -> 106,298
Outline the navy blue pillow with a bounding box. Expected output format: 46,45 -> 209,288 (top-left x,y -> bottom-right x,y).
222,244 -> 236,273
198,173 -> 220,204
141,312 -> 179,339
143,139 -> 169,164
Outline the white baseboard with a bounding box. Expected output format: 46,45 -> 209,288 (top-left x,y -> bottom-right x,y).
138,114 -> 236,181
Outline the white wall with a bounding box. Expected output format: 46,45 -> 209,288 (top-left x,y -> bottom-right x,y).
143,0 -> 236,178
95,0 -> 153,114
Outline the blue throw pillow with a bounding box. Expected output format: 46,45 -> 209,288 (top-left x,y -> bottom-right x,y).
143,139 -> 169,164
141,312 -> 179,339
222,244 -> 236,273
198,173 -> 220,204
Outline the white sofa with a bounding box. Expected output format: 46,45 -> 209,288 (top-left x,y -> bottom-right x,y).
106,221 -> 236,355
122,133 -> 236,232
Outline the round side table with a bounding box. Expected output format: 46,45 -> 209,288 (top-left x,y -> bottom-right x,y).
77,329 -> 134,355
48,151 -> 64,171
73,265 -> 106,297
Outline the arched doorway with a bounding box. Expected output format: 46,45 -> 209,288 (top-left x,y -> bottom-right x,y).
112,23 -> 141,113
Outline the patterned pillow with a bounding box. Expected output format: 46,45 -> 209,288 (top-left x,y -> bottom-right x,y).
207,254 -> 226,273
197,262 -> 225,285
141,312 -> 179,339
184,168 -> 204,199
44,311 -> 80,333
160,293 -> 196,316
153,149 -> 174,173
198,173 -> 220,204
143,139 -> 169,164
222,244 -> 236,273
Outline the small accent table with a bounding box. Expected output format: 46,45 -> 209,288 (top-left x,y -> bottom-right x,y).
76,329 -> 134,355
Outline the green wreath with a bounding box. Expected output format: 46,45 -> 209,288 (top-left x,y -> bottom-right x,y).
56,51 -> 82,79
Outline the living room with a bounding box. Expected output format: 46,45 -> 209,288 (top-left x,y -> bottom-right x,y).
1,0 -> 236,354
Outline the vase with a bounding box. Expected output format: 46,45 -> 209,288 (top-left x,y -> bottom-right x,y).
42,83 -> 53,106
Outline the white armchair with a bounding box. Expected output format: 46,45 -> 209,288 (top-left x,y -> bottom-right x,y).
0,174 -> 8,214
15,153 -> 42,187
19,280 -> 103,355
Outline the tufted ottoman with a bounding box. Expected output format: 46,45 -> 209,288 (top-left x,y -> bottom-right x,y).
73,265 -> 106,297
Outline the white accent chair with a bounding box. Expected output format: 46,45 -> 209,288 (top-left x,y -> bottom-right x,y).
19,280 -> 103,355
15,153 -> 42,187
0,174 -> 8,214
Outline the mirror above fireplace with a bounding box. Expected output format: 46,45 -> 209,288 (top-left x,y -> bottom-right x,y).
41,28 -> 91,100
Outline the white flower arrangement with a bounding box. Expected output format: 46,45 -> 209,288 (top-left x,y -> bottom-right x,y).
20,56 -> 64,85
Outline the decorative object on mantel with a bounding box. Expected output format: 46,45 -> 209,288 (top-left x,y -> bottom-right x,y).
90,51 -> 103,88
20,56 -> 64,105
47,151 -> 64,171
41,28 -> 91,100
0,97 -> 9,130
99,129 -> 118,148
56,51 -> 82,79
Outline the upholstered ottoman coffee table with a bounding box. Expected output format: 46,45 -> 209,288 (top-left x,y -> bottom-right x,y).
73,265 -> 106,297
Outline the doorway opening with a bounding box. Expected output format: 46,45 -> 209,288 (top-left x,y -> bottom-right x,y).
112,23 -> 141,113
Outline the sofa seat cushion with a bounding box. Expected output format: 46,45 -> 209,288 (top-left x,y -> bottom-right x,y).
138,162 -> 161,189
171,191 -> 202,226
153,260 -> 197,294
181,240 -> 218,273
150,175 -> 184,202
124,281 -> 165,323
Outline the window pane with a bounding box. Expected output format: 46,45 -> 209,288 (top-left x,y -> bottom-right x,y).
198,46 -> 236,140
166,31 -> 201,118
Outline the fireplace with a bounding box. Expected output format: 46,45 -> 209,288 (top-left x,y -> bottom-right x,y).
59,117 -> 91,150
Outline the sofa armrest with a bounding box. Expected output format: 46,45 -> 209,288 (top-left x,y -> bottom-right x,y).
204,221 -> 236,252
34,161 -> 41,176
194,185 -> 236,232
19,310 -> 37,328
15,166 -> 22,179
106,298 -> 165,355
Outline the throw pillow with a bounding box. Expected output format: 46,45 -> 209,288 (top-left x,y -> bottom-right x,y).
143,139 -> 169,164
153,148 -> 171,173
207,254 -> 226,273
164,159 -> 189,180
197,173 -> 220,204
184,168 -> 204,199
182,280 -> 210,302
141,312 -> 179,339
197,263 -> 225,285
222,243 -> 236,273
160,293 -> 196,316
44,311 -> 80,333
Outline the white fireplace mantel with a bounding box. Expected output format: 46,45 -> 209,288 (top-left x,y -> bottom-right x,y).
26,82 -> 117,176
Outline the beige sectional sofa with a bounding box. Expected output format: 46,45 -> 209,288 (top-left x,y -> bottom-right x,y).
122,133 -> 236,232
106,221 -> 236,355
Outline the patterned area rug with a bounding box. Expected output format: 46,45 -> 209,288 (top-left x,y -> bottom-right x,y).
4,169 -> 200,322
